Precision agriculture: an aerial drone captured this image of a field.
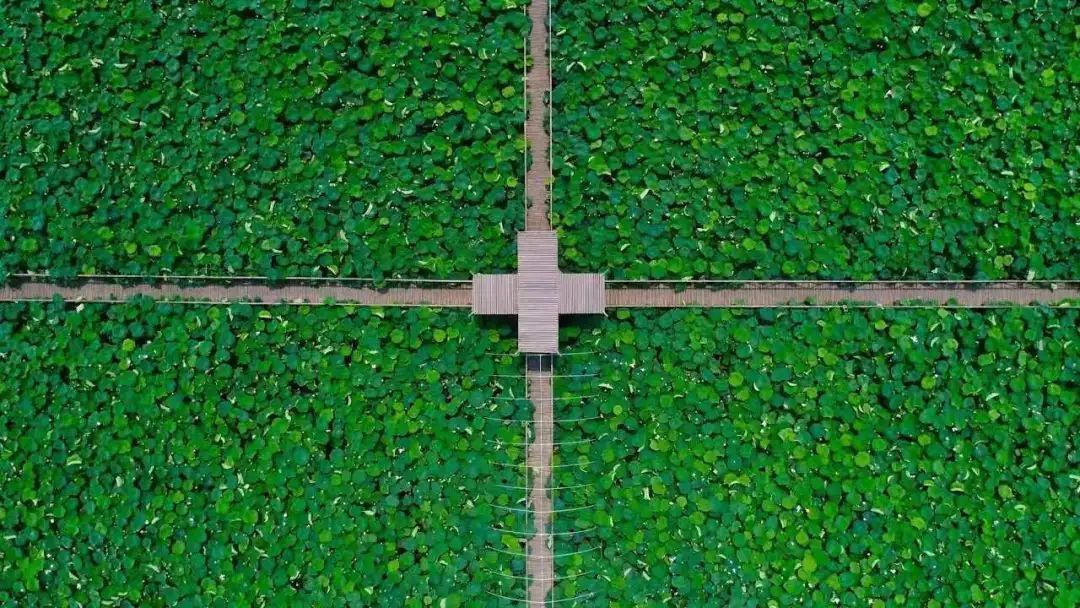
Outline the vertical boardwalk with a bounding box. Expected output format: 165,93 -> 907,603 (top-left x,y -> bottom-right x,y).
525,0 -> 552,231
523,0 -> 557,600
525,355 -> 555,603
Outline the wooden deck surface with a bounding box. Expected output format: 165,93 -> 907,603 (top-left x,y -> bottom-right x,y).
606,282 -> 1080,308
0,281 -> 473,307
473,275 -> 518,314
517,232 -> 561,353
5,281 -> 1077,308
525,355 -> 555,604
524,0 -> 551,231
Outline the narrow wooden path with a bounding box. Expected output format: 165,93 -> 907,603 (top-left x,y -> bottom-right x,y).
521,0 -> 558,601
3,279 -> 1075,308
524,355 -> 555,604
0,280 -> 472,307
524,0 -> 552,231
607,282 -> 1080,308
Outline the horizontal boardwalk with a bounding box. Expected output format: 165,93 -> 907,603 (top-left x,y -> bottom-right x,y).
0,280 -> 472,307
607,282 -> 1080,308
2,280 -> 1076,309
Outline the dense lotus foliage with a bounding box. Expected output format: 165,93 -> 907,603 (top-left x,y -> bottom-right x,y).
0,1 -> 527,280
553,307 -> 1079,605
2,303 -> 1077,605
0,303 -> 535,606
553,0 -> 1079,279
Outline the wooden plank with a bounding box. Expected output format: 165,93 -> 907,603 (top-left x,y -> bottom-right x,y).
518,231 -> 561,353
472,275 -> 518,314
518,273 -> 559,353
518,231 -> 558,273
559,274 -> 605,314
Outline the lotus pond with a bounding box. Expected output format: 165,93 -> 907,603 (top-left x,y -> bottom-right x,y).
2,303 -> 1076,606
553,306 -> 1079,605
0,303 -> 534,606
0,1 -> 527,280
553,0 -> 1079,280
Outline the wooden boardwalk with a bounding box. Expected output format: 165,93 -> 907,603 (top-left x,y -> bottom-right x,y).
473,240 -> 604,345
524,0 -> 552,231
6,280 -> 1075,308
525,356 -> 555,604
521,0 -> 557,601
0,280 -> 472,307
606,282 -> 1080,308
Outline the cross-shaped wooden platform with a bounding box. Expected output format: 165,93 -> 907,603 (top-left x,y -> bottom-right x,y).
473,231 -> 604,353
